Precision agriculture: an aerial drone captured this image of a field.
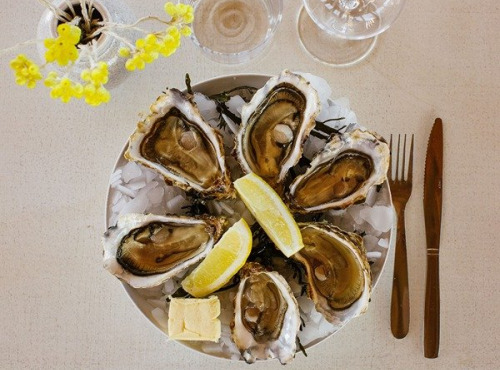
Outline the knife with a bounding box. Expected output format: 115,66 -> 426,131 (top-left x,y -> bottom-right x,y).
423,118 -> 443,358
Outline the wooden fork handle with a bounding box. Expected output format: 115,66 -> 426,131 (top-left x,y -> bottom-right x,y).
390,204 -> 410,338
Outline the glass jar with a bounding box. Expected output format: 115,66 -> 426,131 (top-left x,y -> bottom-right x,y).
36,0 -> 136,88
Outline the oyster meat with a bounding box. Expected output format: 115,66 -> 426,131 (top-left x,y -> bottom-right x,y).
292,223 -> 371,325
102,213 -> 225,288
287,129 -> 390,213
126,88 -> 233,198
235,70 -> 320,190
231,262 -> 300,364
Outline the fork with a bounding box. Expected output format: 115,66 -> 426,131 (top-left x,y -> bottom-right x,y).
389,134 -> 414,339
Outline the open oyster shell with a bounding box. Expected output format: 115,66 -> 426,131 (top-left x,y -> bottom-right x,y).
292,223 -> 372,325
287,129 -> 390,213
231,262 -> 300,364
102,213 -> 225,288
235,70 -> 320,191
125,88 -> 234,199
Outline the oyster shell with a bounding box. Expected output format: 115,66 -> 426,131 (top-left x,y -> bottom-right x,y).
231,262 -> 300,364
125,88 -> 233,198
287,129 -> 390,213
235,70 -> 320,190
102,213 -> 225,288
292,223 -> 371,325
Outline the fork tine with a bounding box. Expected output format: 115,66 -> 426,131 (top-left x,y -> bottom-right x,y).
396,135 -> 401,181
389,134 -> 393,180
407,134 -> 414,183
402,134 -> 407,181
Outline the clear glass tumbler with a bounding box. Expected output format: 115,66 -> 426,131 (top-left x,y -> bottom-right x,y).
181,0 -> 282,64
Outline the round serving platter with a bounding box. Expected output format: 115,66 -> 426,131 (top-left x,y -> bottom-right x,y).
104,73 -> 394,361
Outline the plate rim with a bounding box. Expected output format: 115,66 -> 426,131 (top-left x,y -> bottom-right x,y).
103,72 -> 394,361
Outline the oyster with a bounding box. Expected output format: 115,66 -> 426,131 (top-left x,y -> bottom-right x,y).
292,223 -> 371,325
126,88 -> 233,198
231,262 -> 300,364
102,213 -> 225,288
287,129 -> 390,213
235,70 -> 320,190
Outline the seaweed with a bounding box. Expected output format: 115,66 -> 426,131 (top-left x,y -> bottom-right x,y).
185,73 -> 193,95
296,337 -> 308,357
169,288 -> 193,299
208,85 -> 259,130
209,86 -> 257,103
181,196 -> 210,216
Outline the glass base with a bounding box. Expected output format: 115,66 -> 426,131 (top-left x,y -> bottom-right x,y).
297,6 -> 377,67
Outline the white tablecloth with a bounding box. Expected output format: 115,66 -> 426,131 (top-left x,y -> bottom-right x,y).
0,0 -> 499,368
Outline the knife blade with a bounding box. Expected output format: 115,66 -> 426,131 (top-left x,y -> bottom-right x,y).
423,118 -> 443,358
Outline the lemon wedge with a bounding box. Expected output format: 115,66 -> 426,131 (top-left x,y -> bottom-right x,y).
181,218 -> 252,297
234,173 -> 304,258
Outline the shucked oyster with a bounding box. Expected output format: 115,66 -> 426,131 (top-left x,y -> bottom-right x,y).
126,88 -> 233,199
102,213 -> 225,288
292,223 -> 371,325
235,70 -> 320,190
231,263 -> 300,364
287,129 -> 390,213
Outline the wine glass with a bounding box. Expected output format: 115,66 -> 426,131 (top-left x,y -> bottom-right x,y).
298,0 -> 405,66
181,0 -> 282,64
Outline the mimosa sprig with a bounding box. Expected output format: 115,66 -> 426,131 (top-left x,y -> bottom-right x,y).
4,1 -> 193,106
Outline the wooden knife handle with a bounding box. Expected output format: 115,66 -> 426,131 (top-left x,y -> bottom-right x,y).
424,252 -> 440,358
390,205 -> 410,338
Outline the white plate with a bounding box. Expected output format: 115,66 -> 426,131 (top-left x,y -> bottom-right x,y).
104,73 -> 394,360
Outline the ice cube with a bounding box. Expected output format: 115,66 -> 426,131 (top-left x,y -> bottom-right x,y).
119,191 -> 149,215
166,194 -> 188,214
109,214 -> 118,227
331,97 -> 350,111
309,307 -> 324,325
363,234 -> 380,252
143,167 -> 160,183
226,95 -> 245,116
109,169 -> 123,186
220,333 -> 234,349
221,113 -> 239,135
364,187 -> 379,207
378,238 -> 389,248
147,186 -> 164,204
359,206 -> 394,233
163,278 -> 179,296
127,179 -> 147,190
317,103 -> 340,123
366,251 -> 382,260
295,72 -> 332,106
201,342 -> 223,355
151,307 -> 168,331
347,204 -> 367,225
109,190 -> 122,206
193,92 -> 218,121
122,162 -> 143,183
303,135 -> 325,160
219,201 -> 235,215
115,184 -> 137,198
297,296 -> 315,315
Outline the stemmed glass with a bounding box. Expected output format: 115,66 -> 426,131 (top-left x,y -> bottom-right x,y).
298,0 -> 405,66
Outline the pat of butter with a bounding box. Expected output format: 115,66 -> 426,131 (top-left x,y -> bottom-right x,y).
168,296 -> 221,342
